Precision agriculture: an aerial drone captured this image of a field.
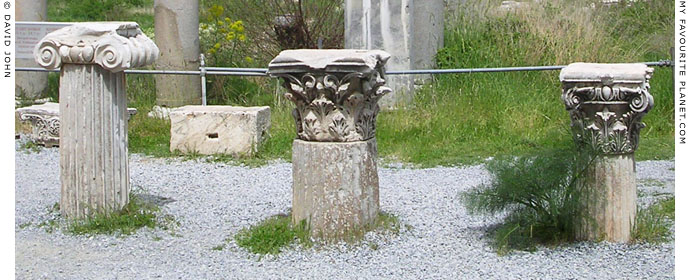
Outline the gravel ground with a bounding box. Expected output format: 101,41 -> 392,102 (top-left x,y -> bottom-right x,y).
15,141 -> 675,279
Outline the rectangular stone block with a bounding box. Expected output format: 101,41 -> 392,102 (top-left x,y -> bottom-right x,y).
292,139 -> 380,239
169,105 -> 271,156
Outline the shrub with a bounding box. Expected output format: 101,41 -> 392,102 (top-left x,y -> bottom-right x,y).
461,147 -> 594,254
201,0 -> 344,64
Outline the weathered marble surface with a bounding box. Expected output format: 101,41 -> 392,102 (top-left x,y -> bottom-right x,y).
16,102 -> 137,148
35,22 -> 159,72
16,102 -> 59,147
16,0 -> 48,99
154,0 -> 202,106
268,49 -> 392,142
345,0 -> 444,109
34,22 -> 158,219
292,139 -> 379,239
560,62 -> 653,242
169,106 -> 271,156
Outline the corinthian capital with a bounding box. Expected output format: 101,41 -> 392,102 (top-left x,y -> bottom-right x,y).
560,63 -> 654,154
268,50 -> 392,142
34,22 -> 159,72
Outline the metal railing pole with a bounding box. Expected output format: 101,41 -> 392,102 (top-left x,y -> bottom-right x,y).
200,54 -> 207,106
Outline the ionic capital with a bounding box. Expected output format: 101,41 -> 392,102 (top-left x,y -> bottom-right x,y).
34,22 -> 159,72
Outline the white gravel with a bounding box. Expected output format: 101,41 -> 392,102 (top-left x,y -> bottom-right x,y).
15,141 -> 675,279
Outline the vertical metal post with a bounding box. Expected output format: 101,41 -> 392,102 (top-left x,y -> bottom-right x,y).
671,47 -> 675,87
200,54 -> 207,106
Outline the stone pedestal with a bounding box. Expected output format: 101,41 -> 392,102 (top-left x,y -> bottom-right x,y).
16,0 -> 48,99
169,105 -> 271,156
345,0 -> 444,109
560,63 -> 654,242
268,49 -> 391,239
154,0 -> 202,106
34,22 -> 159,219
292,139 -> 379,238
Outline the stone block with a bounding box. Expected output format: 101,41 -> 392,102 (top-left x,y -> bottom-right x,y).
169,105 -> 271,156
292,139 -> 380,239
16,102 -> 137,147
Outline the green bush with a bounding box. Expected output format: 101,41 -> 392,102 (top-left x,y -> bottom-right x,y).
461,147 -> 594,254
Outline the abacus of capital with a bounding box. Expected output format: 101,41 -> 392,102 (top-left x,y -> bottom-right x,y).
560,63 -> 654,242
34,22 -> 159,219
268,50 -> 391,239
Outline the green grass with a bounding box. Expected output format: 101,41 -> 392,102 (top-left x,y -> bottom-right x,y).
67,194 -> 174,236
234,214 -> 312,255
631,197 -> 675,244
18,140 -> 42,154
233,212 -> 403,255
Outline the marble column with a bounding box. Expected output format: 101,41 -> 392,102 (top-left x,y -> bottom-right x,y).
34,22 -> 159,219
268,50 -> 391,239
345,0 -> 444,109
16,0 -> 48,99
154,0 -> 202,107
560,63 -> 654,242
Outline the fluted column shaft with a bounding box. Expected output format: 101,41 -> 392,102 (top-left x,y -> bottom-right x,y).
59,64 -> 129,218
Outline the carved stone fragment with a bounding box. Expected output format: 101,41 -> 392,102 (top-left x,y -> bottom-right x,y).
16,102 -> 60,147
16,102 -> 138,147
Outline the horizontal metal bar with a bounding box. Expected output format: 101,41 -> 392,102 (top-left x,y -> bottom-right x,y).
126,69 -> 200,75
15,67 -> 267,76
203,67 -> 268,73
15,60 -> 672,76
386,65 -> 566,75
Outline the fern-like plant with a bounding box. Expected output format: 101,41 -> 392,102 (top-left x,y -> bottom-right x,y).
461,147 -> 596,254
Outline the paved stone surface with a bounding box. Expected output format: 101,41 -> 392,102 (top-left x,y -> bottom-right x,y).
14,142 -> 675,279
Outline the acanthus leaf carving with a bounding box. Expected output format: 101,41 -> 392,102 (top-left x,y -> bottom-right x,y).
561,65 -> 654,155
275,70 -> 390,142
